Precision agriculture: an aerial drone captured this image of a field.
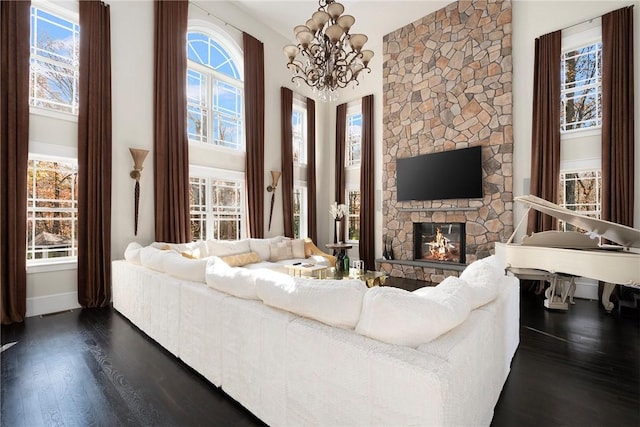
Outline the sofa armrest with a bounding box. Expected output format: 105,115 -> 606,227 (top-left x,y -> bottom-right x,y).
304,238 -> 336,267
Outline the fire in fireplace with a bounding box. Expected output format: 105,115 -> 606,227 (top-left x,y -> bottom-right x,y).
413,222 -> 465,263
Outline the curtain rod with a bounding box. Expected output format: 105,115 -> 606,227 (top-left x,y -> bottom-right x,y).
189,1 -> 244,35
561,4 -> 634,32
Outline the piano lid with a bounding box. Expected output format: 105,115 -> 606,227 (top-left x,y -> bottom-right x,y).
516,195 -> 640,249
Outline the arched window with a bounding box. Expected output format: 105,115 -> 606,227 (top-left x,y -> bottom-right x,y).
186,30 -> 244,150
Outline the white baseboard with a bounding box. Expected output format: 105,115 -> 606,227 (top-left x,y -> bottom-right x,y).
26,291 -> 81,317
573,278 -> 599,300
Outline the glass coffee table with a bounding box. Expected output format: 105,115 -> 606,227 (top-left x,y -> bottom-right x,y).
325,268 -> 387,288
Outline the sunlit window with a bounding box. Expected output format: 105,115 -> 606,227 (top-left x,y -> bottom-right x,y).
558,169 -> 602,232
346,112 -> 362,166
189,171 -> 244,241
292,105 -> 307,165
293,185 -> 307,238
27,157 -> 78,262
561,42 -> 602,132
29,6 -> 80,115
346,189 -> 360,242
187,32 -> 244,150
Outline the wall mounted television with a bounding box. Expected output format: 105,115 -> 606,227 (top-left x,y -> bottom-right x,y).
396,146 -> 483,201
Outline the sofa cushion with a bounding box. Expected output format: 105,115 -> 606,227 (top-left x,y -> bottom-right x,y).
221,251 -> 261,267
207,239 -> 251,257
256,274 -> 367,329
292,239 -> 306,259
124,242 -> 143,265
249,238 -> 271,261
355,277 -> 471,347
459,256 -> 502,309
139,246 -> 173,272
205,257 -> 263,300
269,241 -> 293,261
149,240 -> 207,258
163,252 -> 209,283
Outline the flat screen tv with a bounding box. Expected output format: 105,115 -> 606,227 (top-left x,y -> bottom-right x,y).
396,146 -> 483,201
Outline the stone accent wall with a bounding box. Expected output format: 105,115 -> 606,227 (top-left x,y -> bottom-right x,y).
380,0 -> 513,282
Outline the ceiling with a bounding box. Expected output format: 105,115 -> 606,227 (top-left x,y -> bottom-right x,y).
233,0 -> 451,45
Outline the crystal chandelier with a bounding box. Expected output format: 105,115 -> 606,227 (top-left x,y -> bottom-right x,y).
283,0 -> 374,102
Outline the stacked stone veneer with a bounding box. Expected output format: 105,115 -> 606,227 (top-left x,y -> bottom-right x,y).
380,0 -> 513,283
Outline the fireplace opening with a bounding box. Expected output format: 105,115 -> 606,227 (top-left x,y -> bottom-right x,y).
413,222 -> 465,264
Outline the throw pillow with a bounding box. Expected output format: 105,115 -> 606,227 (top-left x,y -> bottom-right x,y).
291,239 -> 306,259
220,251 -> 261,267
269,241 -> 293,261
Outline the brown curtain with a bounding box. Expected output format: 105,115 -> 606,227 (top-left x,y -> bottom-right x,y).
360,95 -> 375,270
335,103 -> 347,241
0,0 -> 30,324
527,31 -> 561,234
78,0 -> 112,308
280,87 -> 294,237
602,6 -> 634,227
154,0 -> 191,243
244,32 -> 265,238
306,97 -> 317,242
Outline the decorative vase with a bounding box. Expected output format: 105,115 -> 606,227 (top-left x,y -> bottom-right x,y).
335,220 -> 341,244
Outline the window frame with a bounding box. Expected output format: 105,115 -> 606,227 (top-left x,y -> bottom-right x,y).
186,27 -> 245,152
293,182 -> 308,239
346,104 -> 362,168
189,165 -> 246,241
558,167 -> 602,232
26,153 -> 79,268
560,23 -> 602,135
29,3 -> 80,118
345,188 -> 361,243
292,98 -> 307,166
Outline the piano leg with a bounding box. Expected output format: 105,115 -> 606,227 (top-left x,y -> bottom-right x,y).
544,274 -> 576,311
601,283 -> 617,312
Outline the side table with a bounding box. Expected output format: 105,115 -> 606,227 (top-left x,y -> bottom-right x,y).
325,243 -> 352,273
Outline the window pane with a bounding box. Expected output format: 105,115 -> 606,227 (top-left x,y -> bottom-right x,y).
30,6 -> 79,115
186,32 -> 244,151
558,169 -> 602,232
347,190 -> 360,241
292,109 -> 306,164
561,43 -> 602,132
347,113 -> 362,166
190,174 -> 244,241
27,158 -> 78,262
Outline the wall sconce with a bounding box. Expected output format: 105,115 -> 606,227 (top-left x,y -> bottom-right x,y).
129,148 -> 149,236
267,170 -> 281,231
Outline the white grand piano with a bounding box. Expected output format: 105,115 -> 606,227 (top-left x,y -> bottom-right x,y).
495,195 -> 640,311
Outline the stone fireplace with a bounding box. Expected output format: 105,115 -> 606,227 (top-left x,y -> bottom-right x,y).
414,222 -> 465,264
378,0 -> 514,283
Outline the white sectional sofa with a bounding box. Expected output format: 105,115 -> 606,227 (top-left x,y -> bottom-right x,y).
112,238 -> 519,426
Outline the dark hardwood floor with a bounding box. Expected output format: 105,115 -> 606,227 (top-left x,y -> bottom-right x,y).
2,288 -> 638,426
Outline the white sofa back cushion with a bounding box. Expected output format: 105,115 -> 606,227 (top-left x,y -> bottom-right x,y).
205,256 -> 263,300
124,242 -> 143,265
139,246 -> 174,272
207,239 -> 251,257
355,277 -> 471,347
459,256 -> 502,309
256,275 -> 367,329
163,252 -> 209,283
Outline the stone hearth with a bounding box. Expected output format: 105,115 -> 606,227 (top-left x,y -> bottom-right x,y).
378,0 -> 513,283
